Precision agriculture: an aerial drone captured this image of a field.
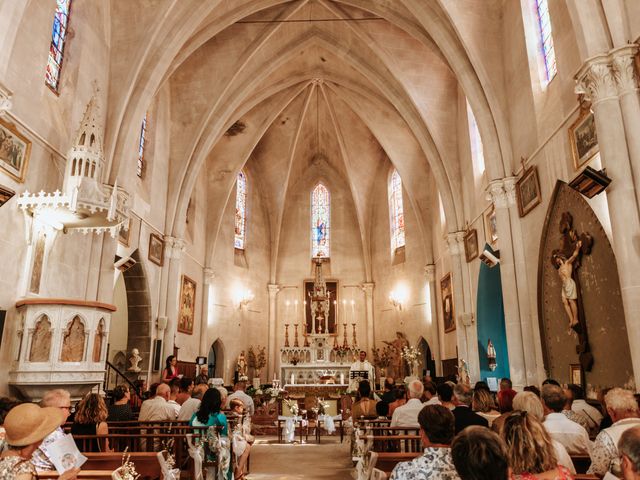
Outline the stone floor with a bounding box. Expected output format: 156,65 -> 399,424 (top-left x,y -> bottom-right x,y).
246,436 -> 353,479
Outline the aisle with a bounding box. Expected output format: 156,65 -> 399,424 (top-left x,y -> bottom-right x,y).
246,437 -> 353,479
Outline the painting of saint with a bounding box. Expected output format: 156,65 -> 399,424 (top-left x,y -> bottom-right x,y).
0,118 -> 31,182
178,275 -> 196,334
441,273 -> 455,333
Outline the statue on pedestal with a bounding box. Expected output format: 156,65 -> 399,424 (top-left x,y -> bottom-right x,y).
128,348 -> 142,372
237,351 -> 248,379
383,332 -> 409,380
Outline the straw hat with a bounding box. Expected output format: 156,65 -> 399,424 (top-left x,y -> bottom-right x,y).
4,403 -> 65,447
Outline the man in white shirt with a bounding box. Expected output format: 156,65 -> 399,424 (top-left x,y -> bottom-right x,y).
139,383 -> 177,421
391,380 -> 424,427
349,350 -> 375,391
588,388 -> 640,477
569,384 -> 603,434
423,381 -> 441,406
226,381 -> 255,416
166,378 -> 181,417
178,384 -> 208,421
563,386 -> 591,431
542,384 -> 591,456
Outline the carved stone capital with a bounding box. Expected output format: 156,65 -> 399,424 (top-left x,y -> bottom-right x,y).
0,82 -> 12,116
163,236 -> 185,260
267,284 -> 280,298
424,264 -> 436,282
360,282 -> 374,297
611,45 -> 639,96
203,268 -> 216,285
575,55 -> 618,104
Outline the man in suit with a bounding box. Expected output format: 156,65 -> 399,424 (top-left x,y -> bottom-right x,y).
452,383 -> 488,434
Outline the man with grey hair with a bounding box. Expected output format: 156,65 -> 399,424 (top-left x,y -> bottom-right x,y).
139,382 -> 176,421
390,380 -> 424,427
619,426 -> 640,480
541,384 -> 591,456
452,383 -> 488,434
588,388 -> 640,477
178,383 -> 208,421
32,389 -> 72,471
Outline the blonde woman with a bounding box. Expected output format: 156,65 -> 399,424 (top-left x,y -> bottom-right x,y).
501,410 -> 574,479
71,393 -> 111,452
472,389 -> 500,426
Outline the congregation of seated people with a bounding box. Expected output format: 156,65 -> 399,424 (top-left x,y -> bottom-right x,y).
353,375 -> 640,480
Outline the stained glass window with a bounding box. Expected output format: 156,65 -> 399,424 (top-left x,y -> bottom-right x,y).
137,114 -> 148,178
45,0 -> 72,92
466,99 -> 485,176
535,0 -> 557,84
234,170 -> 247,250
388,169 -> 406,253
311,183 -> 330,258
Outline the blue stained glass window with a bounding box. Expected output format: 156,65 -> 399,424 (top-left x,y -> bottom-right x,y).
234,170 -> 247,250
535,0 -> 557,83
45,0 -> 72,92
388,169 -> 406,253
311,183 -> 330,258
137,114 -> 148,178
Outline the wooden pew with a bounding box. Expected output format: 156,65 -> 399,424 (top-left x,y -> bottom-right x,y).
364,435 -> 422,454
374,452 -> 421,473
570,454 -> 592,474
37,471 -> 113,479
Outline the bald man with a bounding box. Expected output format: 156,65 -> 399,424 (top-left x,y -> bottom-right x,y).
139,382 -> 177,421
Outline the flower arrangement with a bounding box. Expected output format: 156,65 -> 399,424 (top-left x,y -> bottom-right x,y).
332,345 -> 351,359
401,346 -> 421,376
114,448 -> 140,480
317,397 -> 330,415
372,345 -> 393,368
247,345 -> 267,372
284,398 -> 299,416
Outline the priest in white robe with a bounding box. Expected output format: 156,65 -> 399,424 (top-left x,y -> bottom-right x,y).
349,350 -> 375,391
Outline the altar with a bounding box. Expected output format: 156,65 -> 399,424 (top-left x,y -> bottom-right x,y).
280,334 -> 350,386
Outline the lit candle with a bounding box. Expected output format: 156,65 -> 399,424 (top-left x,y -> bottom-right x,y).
291,373 -> 295,385
351,299 -> 355,323
340,372 -> 344,385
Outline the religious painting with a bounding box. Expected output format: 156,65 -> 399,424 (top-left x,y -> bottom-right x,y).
484,204 -> 498,248
570,364 -> 582,386
0,118 -> 31,183
304,280 -> 337,335
118,217 -> 131,247
29,315 -> 52,362
0,184 -> 15,206
178,275 -> 196,334
464,229 -> 478,262
569,109 -> 598,170
234,171 -> 247,250
516,165 -> 542,217
61,316 -> 86,362
441,273 -> 455,333
311,183 -> 330,258
148,233 -> 164,266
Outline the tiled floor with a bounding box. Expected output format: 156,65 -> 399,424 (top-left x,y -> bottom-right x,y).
246,436 -> 353,479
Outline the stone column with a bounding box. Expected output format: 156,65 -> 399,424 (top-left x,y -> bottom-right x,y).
486,180 -> 527,390
424,264 -> 442,376
576,56 -> 640,388
611,45 -> 640,208
361,282 -> 375,352
162,236 -> 185,361
199,268 -> 216,356
267,284 -> 280,380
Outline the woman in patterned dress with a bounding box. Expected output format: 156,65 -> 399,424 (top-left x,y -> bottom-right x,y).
0,403 -> 79,480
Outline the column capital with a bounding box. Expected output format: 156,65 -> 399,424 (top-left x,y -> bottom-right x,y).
267,284 -> 280,297
0,82 -> 12,116
611,45 -> 640,97
486,177 -> 517,209
575,54 -> 618,104
163,236 -> 185,260
360,282 -> 374,296
424,264 -> 436,282
203,268 -> 216,284
446,231 -> 465,256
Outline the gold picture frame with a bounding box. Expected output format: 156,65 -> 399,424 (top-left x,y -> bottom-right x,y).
484,204 -> 498,248
0,118 -> 31,183
569,108 -> 599,171
441,273 -> 455,333
516,165 -> 542,217
118,218 -> 131,247
569,364 -> 582,386
178,275 -> 196,335
148,233 -> 165,267
464,229 -> 478,263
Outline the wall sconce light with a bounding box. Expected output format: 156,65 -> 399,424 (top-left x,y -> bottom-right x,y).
237,289 -> 254,310
389,285 -> 408,312
487,338 -> 497,371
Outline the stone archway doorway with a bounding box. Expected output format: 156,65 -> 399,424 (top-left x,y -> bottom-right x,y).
417,337 -> 436,379
209,339 -> 225,380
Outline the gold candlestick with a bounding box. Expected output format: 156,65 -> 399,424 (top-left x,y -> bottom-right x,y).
342,322 -> 348,348
294,323 -> 299,347
351,323 -> 357,348
284,324 -> 290,348
303,332 -> 310,347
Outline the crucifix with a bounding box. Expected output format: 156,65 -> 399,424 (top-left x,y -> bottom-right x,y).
550,212 -> 594,371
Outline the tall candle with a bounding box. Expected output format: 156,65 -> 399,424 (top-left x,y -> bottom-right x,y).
291,373 -> 295,385
340,373 -> 345,385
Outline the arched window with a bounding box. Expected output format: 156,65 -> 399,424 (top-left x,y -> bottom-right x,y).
388,169 -> 406,253
45,0 -> 73,93
234,170 -> 247,250
535,0 -> 557,84
311,183 -> 330,258
137,113 -> 148,178
466,99 -> 485,176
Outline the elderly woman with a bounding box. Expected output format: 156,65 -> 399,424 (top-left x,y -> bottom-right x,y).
0,403 -> 79,480
71,393 -> 111,452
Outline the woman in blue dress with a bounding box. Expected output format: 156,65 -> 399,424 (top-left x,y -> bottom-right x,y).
190,388 -> 231,479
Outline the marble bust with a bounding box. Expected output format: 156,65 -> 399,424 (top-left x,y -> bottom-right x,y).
128,348 -> 142,372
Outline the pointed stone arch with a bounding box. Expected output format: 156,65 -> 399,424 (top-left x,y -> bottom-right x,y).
209,338 -> 226,380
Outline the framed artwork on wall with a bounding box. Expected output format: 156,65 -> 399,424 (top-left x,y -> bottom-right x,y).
178,275 -> 196,335
148,233 -> 165,266
516,165 -> 542,217
569,108 -> 599,170
484,204 -> 498,248
0,118 -> 31,183
464,229 -> 478,262
569,364 -> 582,386
441,273 -> 455,333
118,218 -> 131,247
